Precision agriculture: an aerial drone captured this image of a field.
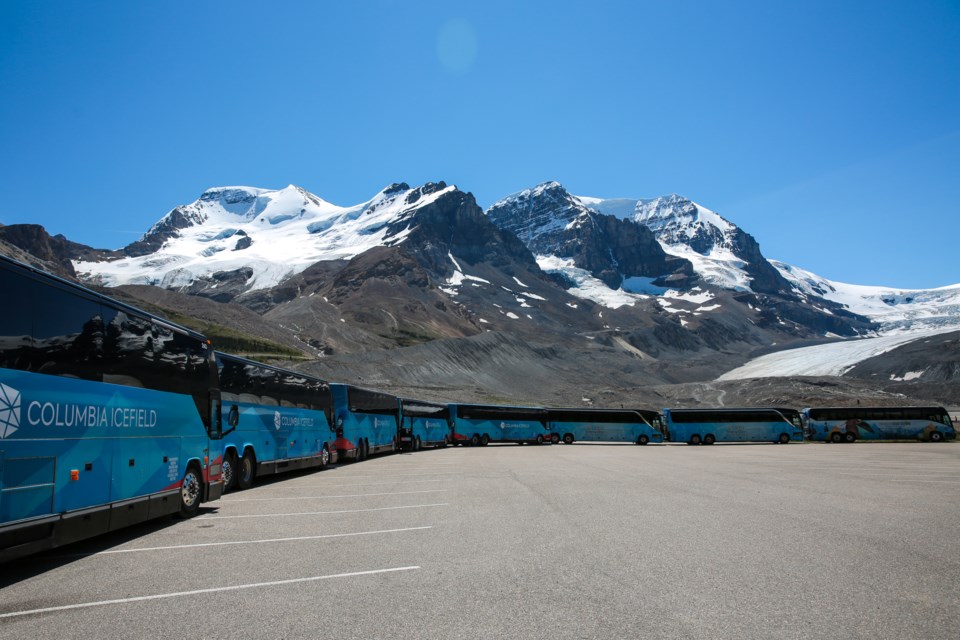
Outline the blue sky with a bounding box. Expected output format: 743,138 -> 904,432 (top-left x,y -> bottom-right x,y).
1,0 -> 958,288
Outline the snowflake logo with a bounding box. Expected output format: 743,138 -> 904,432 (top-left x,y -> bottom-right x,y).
274,411 -> 281,430
0,383 -> 21,439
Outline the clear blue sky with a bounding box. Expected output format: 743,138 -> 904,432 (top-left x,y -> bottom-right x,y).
1,0 -> 958,288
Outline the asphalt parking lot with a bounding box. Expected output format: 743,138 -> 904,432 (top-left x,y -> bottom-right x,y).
1,441 -> 958,639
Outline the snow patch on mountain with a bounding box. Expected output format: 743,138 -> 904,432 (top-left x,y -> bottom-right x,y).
536,255 -> 641,309
75,183 -> 456,291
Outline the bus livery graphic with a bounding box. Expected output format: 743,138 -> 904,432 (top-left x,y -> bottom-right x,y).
0,382 -> 21,438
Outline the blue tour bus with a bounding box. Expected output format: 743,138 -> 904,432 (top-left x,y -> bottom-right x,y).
449,403 -> 551,446
663,408 -> 804,445
802,406 -> 955,443
216,353 -> 337,491
0,255 -> 223,562
331,384 -> 401,461
547,408 -> 664,445
398,398 -> 451,451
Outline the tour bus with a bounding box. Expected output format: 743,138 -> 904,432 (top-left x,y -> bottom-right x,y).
662,408 -> 804,445
331,384 -> 401,461
547,408 -> 664,445
398,398 -> 451,451
0,255 -> 223,562
449,403 -> 551,445
802,406 -> 955,443
216,353 -> 337,491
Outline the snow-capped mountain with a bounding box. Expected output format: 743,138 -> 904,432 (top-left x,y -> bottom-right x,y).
75,182 -> 456,292
486,182 -> 696,298
486,181 -> 871,338
577,192 -> 792,295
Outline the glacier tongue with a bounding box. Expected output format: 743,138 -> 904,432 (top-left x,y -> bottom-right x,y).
773,260 -> 960,334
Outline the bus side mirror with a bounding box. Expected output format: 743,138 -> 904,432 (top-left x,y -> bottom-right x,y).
219,404 -> 239,438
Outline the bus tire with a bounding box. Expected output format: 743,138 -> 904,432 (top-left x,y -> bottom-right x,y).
551,433 -> 560,445
843,432 -> 856,443
481,434 -> 490,446
536,434 -> 545,445
319,443 -> 330,470
563,433 -> 574,445
778,433 -> 791,444
689,434 -> 702,446
178,464 -> 203,518
221,451 -> 237,493
930,431 -> 944,442
415,436 -> 422,451
637,435 -> 649,446
237,450 -> 256,490
470,434 -> 481,446
830,432 -> 843,443
703,434 -> 716,446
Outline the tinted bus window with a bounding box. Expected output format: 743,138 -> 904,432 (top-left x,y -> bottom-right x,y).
31,280 -> 104,381
0,269 -> 36,371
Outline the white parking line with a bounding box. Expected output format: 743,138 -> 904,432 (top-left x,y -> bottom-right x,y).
273,479 -> 447,489
831,472 -> 960,478
199,503 -> 448,519
220,489 -> 447,503
87,526 -> 433,555
0,566 -> 420,619
318,472 -> 459,479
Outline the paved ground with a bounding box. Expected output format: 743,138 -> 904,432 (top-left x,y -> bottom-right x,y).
1,441 -> 958,639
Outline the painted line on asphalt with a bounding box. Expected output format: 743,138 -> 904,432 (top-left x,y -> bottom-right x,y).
831,472 -> 960,478
318,472 -> 460,478
90,526 -> 433,555
199,503 -> 448,519
0,566 -> 420,619
272,479 -> 447,489
221,489 -> 447,503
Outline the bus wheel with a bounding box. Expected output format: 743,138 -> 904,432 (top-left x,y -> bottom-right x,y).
536,434 -> 545,445
319,444 -> 330,470
221,452 -> 237,493
843,432 -> 856,443
470,434 -> 481,446
415,436 -> 422,451
930,431 -> 944,442
237,450 -> 256,490
637,435 -> 649,446
703,434 -> 716,446
830,432 -> 843,443
551,433 -> 560,445
178,464 -> 203,518
689,434 -> 702,446
563,434 -> 574,445
481,434 -> 490,446
778,433 -> 790,444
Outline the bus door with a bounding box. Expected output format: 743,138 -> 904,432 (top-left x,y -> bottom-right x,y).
399,415 -> 413,451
